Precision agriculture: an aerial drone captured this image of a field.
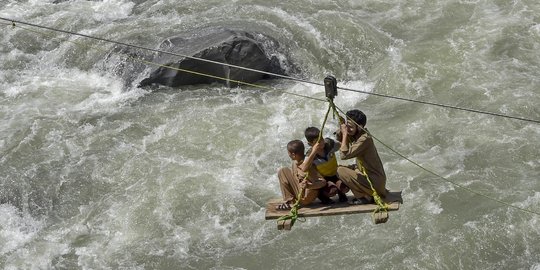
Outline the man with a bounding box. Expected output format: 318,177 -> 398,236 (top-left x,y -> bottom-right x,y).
337,109 -> 388,205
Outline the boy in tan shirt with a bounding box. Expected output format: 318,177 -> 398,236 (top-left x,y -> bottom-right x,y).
276,140 -> 327,210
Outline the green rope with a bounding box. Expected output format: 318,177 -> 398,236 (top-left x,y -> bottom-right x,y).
356,159 -> 390,217
276,186 -> 304,226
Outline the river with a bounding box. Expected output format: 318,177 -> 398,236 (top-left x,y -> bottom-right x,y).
1,0 -> 539,269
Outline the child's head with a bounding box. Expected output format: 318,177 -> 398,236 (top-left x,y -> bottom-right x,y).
304,127 -> 320,145
287,140 -> 305,160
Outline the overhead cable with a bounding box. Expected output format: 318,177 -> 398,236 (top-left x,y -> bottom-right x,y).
1,17 -> 539,124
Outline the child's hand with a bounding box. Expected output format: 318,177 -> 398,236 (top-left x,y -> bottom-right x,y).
313,141 -> 325,151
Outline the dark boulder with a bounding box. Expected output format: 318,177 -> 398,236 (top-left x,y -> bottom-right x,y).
138,29 -> 292,88
104,28 -> 295,88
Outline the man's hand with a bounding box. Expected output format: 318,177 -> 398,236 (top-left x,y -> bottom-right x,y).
338,115 -> 345,124
340,123 -> 348,139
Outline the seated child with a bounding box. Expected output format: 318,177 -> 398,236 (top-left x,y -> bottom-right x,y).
305,127 -> 350,203
276,140 -> 327,210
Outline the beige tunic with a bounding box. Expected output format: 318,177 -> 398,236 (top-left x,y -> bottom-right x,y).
277,160 -> 326,205
338,129 -> 387,198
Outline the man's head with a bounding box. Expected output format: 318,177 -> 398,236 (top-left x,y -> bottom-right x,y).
287,140 -> 305,161
345,109 -> 367,136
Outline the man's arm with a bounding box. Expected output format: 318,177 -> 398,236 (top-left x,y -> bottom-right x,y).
340,134 -> 369,160
339,123 -> 369,160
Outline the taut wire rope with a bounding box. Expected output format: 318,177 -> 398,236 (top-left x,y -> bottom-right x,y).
1,17 -> 539,124
3,20 -> 325,103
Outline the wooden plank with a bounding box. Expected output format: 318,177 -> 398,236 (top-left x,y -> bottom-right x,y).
277,219 -> 293,230
265,190 -> 402,220
372,211 -> 389,224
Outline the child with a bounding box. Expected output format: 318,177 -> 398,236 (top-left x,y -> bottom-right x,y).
275,140 -> 327,210
304,127 -> 350,203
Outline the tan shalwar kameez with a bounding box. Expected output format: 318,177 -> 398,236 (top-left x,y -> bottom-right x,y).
337,128 -> 388,198
277,159 -> 326,205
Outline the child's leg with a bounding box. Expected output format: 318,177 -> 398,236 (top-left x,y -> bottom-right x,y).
277,167 -> 299,203
324,175 -> 350,202
317,181 -> 337,204
302,188 -> 321,205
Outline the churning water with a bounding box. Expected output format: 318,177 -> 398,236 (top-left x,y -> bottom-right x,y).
1,0 -> 539,269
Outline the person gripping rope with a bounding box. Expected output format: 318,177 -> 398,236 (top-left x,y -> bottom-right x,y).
304,127 -> 350,203
275,140 -> 327,210
336,109 -> 388,205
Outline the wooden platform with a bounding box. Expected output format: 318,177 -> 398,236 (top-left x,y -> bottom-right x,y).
265,190 -> 402,220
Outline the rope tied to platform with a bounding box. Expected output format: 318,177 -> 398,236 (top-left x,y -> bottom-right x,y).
276,181 -> 306,227
356,159 -> 390,215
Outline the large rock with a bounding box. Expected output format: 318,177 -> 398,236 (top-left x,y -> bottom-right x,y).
108,28 -> 293,88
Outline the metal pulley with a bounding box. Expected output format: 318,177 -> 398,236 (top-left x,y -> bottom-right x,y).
324,75 -> 337,99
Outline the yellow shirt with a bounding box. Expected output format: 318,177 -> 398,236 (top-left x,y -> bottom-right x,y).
308,138 -> 340,177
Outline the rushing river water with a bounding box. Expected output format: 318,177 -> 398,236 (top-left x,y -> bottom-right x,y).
1,0 -> 539,269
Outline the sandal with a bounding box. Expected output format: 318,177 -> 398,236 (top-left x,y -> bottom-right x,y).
276,202 -> 292,211
348,197 -> 374,205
